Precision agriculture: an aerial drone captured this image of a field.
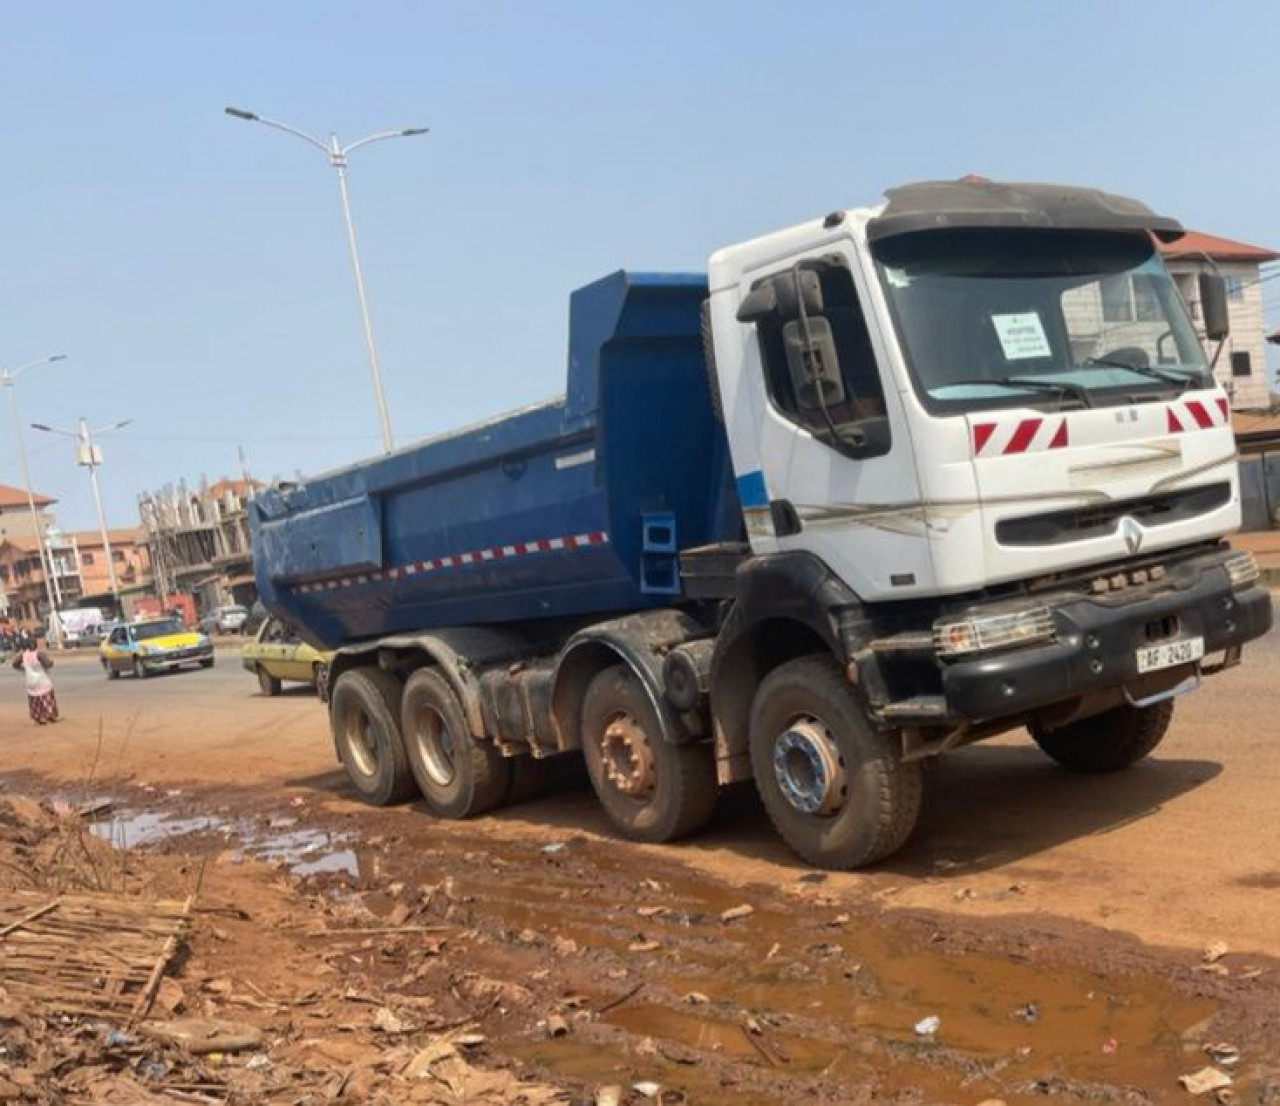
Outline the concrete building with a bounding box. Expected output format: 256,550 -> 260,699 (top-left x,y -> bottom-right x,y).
139,476 -> 262,616
0,484 -> 83,623
67,528 -> 152,609
1157,230 -> 1279,411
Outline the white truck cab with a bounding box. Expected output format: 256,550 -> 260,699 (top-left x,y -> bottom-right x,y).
708,180 -> 1240,601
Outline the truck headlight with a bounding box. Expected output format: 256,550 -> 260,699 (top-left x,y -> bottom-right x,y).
1224,551 -> 1260,591
933,606 -> 1055,657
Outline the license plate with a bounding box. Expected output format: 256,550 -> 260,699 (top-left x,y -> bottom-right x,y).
1135,636 -> 1204,674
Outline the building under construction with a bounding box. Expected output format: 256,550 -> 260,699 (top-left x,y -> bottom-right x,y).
138,477 -> 261,616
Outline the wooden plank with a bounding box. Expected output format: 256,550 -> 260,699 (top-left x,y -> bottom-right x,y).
0,899 -> 60,939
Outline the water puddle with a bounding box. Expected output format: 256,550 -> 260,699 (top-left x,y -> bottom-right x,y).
86,805 -> 360,878
443,837 -> 1230,1101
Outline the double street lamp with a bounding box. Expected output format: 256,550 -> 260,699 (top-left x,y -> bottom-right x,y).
1,354 -> 67,640
225,106 -> 429,454
31,417 -> 133,608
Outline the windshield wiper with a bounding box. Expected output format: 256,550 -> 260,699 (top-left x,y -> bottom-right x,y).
1083,357 -> 1194,391
943,375 -> 1093,409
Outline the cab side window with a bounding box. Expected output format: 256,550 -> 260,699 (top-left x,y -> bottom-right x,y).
754,263 -> 889,453
262,620 -> 283,643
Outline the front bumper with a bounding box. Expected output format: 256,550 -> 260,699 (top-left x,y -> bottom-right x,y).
140,647 -> 214,671
940,549 -> 1272,723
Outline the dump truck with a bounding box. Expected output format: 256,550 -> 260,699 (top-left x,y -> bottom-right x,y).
251,178 -> 1272,868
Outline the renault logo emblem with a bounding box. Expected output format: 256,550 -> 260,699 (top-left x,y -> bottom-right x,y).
1119,517 -> 1143,555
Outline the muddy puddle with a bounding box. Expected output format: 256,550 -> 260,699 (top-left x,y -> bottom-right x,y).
74,799 -> 1270,1102
85,804 -> 359,877
438,837 -> 1256,1103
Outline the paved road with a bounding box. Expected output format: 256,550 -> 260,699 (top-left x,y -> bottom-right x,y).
2,608 -> 1277,955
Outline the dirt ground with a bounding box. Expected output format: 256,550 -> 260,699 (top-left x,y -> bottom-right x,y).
0,627 -> 1277,1103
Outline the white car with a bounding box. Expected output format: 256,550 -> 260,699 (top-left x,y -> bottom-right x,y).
199,605 -> 250,634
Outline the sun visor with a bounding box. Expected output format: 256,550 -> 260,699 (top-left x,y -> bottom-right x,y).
867,179 -> 1185,244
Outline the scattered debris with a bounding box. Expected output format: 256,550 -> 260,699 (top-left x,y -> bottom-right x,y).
1012,1002 -> 1040,1024
1179,1067 -> 1233,1096
372,1006 -> 410,1034
720,904 -> 755,923
145,1017 -> 264,1054
914,1015 -> 942,1037
1203,1042 -> 1240,1068
545,1013 -> 570,1038
1203,941 -> 1229,965
633,1081 -> 662,1099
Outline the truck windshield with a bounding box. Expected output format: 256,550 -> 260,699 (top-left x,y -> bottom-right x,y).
873,229 -> 1211,412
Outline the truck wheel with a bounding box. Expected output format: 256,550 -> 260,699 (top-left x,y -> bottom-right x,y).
580,665 -> 717,843
748,655 -> 921,869
257,666 -> 282,697
133,658 -> 149,680
104,659 -> 119,681
401,668 -> 510,818
331,668 -> 416,805
1030,700 -> 1173,773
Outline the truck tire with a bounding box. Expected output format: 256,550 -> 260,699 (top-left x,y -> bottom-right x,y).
401,668 -> 510,818
133,658 -> 149,680
748,655 -> 921,869
331,668 -> 416,805
1030,700 -> 1173,773
580,665 -> 717,843
103,659 -> 119,681
257,666 -> 282,697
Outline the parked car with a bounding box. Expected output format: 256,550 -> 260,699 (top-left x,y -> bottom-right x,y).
198,605 -> 250,635
241,617 -> 330,696
100,617 -> 215,679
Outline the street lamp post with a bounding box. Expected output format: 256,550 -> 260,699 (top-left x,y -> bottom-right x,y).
225,105 -> 429,454
31,417 -> 132,612
0,355 -> 67,643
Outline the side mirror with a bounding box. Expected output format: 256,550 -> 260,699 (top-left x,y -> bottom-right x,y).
774,268 -> 824,321
736,282 -> 778,324
1199,273 -> 1230,342
782,318 -> 846,410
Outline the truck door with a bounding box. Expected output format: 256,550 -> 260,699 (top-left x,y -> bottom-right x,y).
716,250 -> 927,600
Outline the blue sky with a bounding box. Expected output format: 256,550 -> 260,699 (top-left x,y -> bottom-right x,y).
3,0 -> 1277,530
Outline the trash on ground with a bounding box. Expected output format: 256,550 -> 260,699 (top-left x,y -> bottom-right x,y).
914,1015 -> 941,1037
1178,1067 -> 1233,1096
720,904 -> 755,923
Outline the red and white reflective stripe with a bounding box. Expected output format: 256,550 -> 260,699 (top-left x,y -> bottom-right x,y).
293,531 -> 609,594
1167,395 -> 1230,433
972,415 -> 1069,458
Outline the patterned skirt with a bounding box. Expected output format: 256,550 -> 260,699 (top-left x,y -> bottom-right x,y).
28,690 -> 59,724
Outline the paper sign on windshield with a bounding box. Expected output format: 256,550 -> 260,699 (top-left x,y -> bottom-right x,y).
992,312 -> 1051,360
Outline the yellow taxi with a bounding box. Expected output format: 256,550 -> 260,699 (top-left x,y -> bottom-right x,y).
100,617 -> 215,679
241,617 -> 331,697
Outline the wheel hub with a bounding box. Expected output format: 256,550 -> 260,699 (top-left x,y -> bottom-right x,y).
773,719 -> 846,816
601,714 -> 656,799
413,706 -> 457,787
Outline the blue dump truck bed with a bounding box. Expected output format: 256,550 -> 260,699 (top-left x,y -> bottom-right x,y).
250,271 -> 741,649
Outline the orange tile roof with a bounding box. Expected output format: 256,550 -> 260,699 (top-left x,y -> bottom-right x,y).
0,483 -> 54,510
1158,229 -> 1280,263
69,527 -> 144,547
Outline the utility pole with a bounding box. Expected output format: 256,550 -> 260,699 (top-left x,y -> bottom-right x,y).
225,105 -> 428,454
31,416 -> 132,613
0,355 -> 67,643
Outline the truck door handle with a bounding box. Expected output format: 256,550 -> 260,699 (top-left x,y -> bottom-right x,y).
501,458 -> 527,480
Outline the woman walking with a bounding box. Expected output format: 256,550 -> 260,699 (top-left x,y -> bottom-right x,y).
11,634 -> 59,725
